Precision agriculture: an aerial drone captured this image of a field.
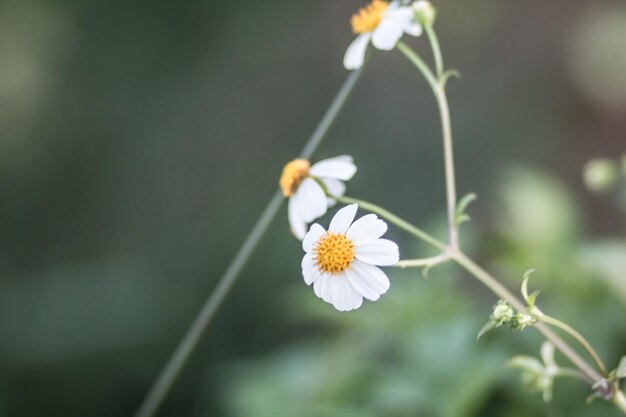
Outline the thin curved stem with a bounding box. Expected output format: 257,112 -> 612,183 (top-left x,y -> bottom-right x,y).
425,25 -> 444,78
334,195 -> 447,252
397,41 -> 458,250
540,315 -> 608,376
396,41 -> 439,92
396,254 -> 449,268
133,63 -> 369,417
555,367 -> 590,383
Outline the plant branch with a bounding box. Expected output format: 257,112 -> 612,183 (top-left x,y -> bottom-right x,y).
133,61 -> 369,417
397,40 -> 458,250
425,25 -> 444,78
337,195 -> 604,386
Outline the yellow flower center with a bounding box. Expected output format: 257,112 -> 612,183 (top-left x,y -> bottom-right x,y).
351,0 -> 389,34
315,233 -> 355,275
279,159 -> 310,197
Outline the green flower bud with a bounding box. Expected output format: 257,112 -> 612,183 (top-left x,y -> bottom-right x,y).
583,158 -> 619,193
492,300 -> 514,325
512,313 -> 536,331
412,1 -> 436,27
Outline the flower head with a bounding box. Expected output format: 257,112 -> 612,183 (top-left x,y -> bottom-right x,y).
280,155 -> 357,240
301,204 -> 399,311
344,0 -> 423,70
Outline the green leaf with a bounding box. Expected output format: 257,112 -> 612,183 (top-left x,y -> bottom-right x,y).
521,269 -> 537,304
441,69 -> 461,87
455,193 -> 477,226
617,356 -> 626,379
477,319 -> 498,341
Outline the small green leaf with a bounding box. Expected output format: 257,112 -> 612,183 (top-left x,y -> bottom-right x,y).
521,268 -> 537,303
441,69 -> 461,87
455,193 -> 477,226
477,319 -> 497,341
526,291 -> 540,307
617,356 -> 626,379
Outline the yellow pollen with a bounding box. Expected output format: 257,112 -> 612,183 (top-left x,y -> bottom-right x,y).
279,159 -> 310,197
314,233 -> 355,275
350,0 -> 389,34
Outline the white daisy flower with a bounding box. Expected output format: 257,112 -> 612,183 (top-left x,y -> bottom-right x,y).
279,155 -> 357,240
344,0 -> 423,70
301,204 -> 399,311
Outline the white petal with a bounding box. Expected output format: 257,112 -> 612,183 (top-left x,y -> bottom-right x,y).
302,223 -> 326,253
346,214 -> 388,245
296,178 -> 327,223
310,155 -> 357,181
372,17 -> 404,51
314,273 -> 333,302
288,196 -> 307,240
355,238 -> 400,266
388,6 -> 413,22
403,21 -> 422,37
387,6 -> 421,36
328,204 -> 358,234
345,260 -> 390,300
301,253 -> 321,285
321,178 -> 346,207
329,273 -> 363,311
343,33 -> 371,70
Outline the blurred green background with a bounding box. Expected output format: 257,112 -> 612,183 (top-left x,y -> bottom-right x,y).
1,0 -> 626,416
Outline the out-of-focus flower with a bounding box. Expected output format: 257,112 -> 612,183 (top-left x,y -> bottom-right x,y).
509,342 -> 560,402
583,158 -> 619,193
279,156 -> 357,239
301,204 -> 399,311
344,0 -> 423,70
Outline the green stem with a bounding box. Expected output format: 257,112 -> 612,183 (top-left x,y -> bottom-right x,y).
133,62 -> 369,417
396,41 -> 439,92
396,254 -> 449,268
540,315 -> 608,376
614,391 -> 626,414
339,195 -> 604,385
555,367 -> 589,382
425,25 -> 444,78
397,40 -> 458,250
334,195 -> 447,252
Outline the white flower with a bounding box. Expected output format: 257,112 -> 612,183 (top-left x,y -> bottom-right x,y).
279,155 -> 357,240
301,204 -> 399,311
344,0 -> 423,70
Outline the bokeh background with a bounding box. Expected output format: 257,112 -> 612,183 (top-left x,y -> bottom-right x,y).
1,0 -> 626,416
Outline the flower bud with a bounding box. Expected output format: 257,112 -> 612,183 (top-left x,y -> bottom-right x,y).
492,300 -> 514,325
412,1 -> 436,26
512,313 -> 536,331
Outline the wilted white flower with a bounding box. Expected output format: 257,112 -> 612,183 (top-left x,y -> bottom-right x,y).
344,0 -> 423,70
301,204 -> 399,311
279,156 -> 357,240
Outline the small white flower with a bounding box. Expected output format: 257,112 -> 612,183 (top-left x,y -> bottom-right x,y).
301,204 -> 399,311
344,0 -> 423,71
279,155 -> 357,240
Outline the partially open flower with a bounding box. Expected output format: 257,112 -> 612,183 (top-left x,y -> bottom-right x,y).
344,0 -> 423,70
301,204 -> 399,311
279,155 -> 357,239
